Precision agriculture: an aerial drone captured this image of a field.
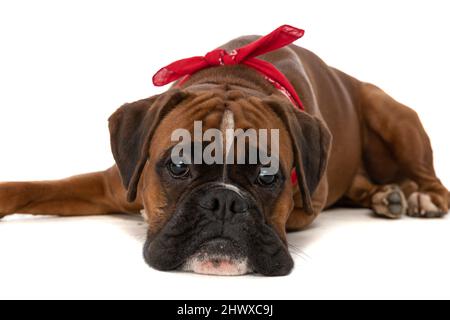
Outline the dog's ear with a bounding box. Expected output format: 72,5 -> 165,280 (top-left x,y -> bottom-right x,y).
265,97 -> 332,214
109,89 -> 189,202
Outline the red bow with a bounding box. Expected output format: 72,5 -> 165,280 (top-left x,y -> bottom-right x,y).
153,25 -> 305,110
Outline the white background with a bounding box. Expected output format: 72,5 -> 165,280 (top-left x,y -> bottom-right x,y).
0,0 -> 449,300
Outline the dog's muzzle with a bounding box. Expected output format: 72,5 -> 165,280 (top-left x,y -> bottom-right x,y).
183,186 -> 253,275
144,182 -> 293,277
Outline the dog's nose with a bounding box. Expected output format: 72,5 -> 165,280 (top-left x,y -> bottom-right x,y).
199,189 -> 249,217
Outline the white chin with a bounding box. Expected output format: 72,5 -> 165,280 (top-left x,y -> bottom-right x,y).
182,255 -> 251,276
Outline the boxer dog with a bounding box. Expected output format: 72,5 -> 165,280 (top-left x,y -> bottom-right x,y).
0,26 -> 448,276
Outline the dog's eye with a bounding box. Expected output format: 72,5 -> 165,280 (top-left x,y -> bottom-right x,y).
257,168 -> 277,186
168,161 -> 190,178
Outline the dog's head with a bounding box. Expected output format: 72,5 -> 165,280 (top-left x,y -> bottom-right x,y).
108,87 -> 331,276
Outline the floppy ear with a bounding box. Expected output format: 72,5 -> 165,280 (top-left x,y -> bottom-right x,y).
265,97 -> 332,214
108,89 -> 189,202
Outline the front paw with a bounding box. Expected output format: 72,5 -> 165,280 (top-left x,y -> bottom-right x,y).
0,207 -> 12,219
371,185 -> 408,219
0,183 -> 22,218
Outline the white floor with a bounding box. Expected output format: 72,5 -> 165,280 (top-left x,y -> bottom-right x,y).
1,209 -> 449,300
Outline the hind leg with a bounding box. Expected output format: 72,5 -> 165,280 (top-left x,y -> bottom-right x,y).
360,83 -> 449,217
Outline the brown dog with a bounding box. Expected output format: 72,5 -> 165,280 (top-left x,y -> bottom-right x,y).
1,34 -> 449,276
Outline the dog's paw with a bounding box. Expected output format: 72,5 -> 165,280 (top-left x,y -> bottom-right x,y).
407,192 -> 448,218
0,210 -> 7,220
0,210 -> 9,220
0,184 -> 18,219
371,185 -> 407,219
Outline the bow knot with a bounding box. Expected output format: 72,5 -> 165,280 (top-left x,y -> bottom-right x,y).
204,49 -> 239,66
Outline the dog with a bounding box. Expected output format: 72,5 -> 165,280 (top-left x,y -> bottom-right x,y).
1,26 -> 449,276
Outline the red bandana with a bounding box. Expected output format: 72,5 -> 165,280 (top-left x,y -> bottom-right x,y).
152,25 -> 305,185
153,25 -> 305,110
